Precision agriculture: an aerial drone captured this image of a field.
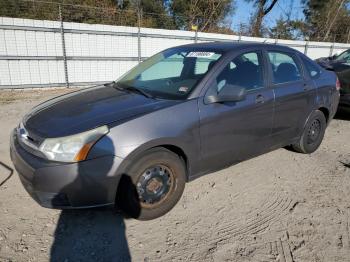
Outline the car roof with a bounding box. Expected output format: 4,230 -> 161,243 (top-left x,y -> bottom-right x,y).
175,41 -> 297,53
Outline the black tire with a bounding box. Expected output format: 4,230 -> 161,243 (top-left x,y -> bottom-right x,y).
116,148 -> 186,220
292,110 -> 327,154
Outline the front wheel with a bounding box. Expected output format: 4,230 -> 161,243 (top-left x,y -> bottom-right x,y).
292,110 -> 327,154
116,148 -> 186,220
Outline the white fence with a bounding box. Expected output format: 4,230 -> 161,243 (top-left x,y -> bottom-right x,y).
1,17 -> 350,89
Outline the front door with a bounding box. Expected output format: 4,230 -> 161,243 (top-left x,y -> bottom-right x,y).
198,50 -> 274,174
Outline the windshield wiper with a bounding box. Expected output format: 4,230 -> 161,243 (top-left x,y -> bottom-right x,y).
104,81 -> 117,86
106,81 -> 155,99
124,85 -> 155,98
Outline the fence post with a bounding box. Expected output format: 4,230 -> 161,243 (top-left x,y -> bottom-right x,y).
59,4 -> 69,88
137,9 -> 142,63
304,40 -> 309,55
329,40 -> 335,57
238,23 -> 243,42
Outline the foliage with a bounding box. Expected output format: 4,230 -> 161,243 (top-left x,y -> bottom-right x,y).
168,0 -> 235,32
301,0 -> 350,42
0,0 -> 349,42
244,0 -> 278,37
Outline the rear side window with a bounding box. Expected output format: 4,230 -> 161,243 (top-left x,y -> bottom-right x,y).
301,56 -> 321,79
268,52 -> 302,84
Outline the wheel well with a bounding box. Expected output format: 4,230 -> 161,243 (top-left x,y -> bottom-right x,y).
156,145 -> 189,179
115,144 -> 190,209
318,107 -> 329,122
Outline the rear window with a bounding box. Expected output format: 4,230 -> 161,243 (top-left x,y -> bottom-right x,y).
336,50 -> 350,63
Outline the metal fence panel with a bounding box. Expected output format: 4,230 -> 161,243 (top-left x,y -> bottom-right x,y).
1,14 -> 350,88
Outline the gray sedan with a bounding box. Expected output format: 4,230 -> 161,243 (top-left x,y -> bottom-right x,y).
10,42 -> 339,220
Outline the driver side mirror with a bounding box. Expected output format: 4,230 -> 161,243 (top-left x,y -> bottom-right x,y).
206,84 -> 247,104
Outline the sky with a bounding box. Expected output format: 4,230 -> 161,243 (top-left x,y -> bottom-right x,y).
231,0 -> 305,31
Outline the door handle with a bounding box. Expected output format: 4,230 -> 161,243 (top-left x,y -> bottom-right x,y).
255,94 -> 265,104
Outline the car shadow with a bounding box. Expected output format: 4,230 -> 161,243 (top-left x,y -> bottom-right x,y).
50,136 -> 139,262
50,208 -> 132,262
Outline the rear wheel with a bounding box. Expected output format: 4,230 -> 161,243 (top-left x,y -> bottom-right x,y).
292,110 -> 327,154
116,148 -> 186,220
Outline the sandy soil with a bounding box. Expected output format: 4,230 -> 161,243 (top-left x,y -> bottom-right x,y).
0,88 -> 349,262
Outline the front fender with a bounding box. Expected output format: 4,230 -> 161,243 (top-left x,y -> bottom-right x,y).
89,99 -> 201,178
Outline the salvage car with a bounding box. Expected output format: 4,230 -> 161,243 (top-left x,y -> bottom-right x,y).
10,42 -> 340,220
316,49 -> 350,111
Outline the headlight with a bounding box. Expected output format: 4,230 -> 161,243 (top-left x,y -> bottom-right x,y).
39,125 -> 109,162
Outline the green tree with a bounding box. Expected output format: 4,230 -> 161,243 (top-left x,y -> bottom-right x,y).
245,0 -> 278,37
136,0 -> 175,29
169,0 -> 235,32
0,0 -> 174,28
0,0 -> 60,20
269,18 -> 294,39
302,0 -> 350,42
269,18 -> 309,40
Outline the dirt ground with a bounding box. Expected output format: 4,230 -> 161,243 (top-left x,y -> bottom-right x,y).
0,88 -> 349,262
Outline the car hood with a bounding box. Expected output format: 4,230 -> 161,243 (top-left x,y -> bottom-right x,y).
316,58 -> 349,71
23,85 -> 179,138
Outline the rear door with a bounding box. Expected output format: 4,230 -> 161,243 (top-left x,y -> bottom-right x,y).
266,50 -> 316,145
198,50 -> 274,173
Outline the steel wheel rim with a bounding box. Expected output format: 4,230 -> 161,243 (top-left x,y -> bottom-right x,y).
136,164 -> 174,208
307,119 -> 321,144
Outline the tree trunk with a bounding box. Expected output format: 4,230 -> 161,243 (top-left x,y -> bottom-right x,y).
252,1 -> 264,37
323,0 -> 346,41
251,0 -> 278,37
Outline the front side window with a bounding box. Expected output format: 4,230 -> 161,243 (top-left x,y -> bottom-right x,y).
209,51 -> 264,94
268,52 -> 302,84
117,49 -> 222,100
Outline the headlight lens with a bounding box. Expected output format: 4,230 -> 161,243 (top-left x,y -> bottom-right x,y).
39,125 -> 109,162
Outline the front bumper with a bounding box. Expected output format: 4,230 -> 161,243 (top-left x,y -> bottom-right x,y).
10,130 -> 124,209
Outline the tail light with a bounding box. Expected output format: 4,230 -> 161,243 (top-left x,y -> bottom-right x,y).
336,77 -> 341,91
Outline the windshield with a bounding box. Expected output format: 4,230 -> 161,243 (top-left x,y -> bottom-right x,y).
117,48 -> 222,100
335,50 -> 350,62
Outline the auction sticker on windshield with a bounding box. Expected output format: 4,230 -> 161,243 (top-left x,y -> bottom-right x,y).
186,52 -> 215,58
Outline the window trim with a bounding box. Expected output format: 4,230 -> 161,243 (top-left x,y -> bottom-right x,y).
265,50 -> 305,86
